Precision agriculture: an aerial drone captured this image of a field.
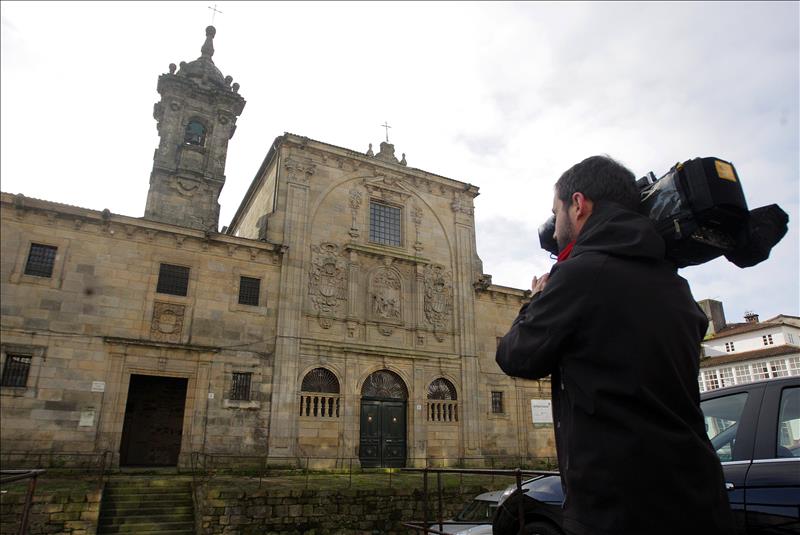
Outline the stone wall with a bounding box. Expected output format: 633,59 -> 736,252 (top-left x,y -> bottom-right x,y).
0,487 -> 100,535
198,484 -> 490,535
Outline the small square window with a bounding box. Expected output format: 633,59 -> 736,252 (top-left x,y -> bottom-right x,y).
156,264 -> 190,296
763,334 -> 774,346
24,244 -> 57,278
1,355 -> 31,387
725,342 -> 735,353
230,372 -> 252,401
369,201 -> 402,247
238,277 -> 261,306
491,391 -> 504,414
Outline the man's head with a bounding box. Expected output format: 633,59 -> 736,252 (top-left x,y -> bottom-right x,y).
552,155 -> 639,251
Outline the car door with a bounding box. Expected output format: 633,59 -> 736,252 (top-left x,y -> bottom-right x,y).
702,385 -> 762,533
745,383 -> 800,534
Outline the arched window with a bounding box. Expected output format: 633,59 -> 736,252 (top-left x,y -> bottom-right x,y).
301,367 -> 340,394
427,378 -> 458,423
300,367 -> 340,418
184,120 -> 206,146
427,378 -> 457,400
361,370 -> 408,400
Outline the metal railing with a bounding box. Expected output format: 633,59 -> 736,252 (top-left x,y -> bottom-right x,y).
187,453 -> 557,490
401,467 -> 560,535
1,469 -> 46,535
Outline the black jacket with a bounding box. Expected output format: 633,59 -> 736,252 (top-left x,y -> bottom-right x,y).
496,202 -> 735,535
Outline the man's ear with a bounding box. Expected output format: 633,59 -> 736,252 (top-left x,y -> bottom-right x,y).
571,192 -> 593,221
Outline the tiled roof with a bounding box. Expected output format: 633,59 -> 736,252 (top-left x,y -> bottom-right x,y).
700,344 -> 800,368
710,317 -> 797,338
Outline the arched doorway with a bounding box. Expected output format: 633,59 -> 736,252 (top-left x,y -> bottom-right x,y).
359,370 -> 407,468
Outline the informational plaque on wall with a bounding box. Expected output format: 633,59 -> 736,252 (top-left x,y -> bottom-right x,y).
531,399 -> 553,424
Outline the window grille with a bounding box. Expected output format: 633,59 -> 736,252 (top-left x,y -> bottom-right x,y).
788,357 -> 800,376
734,365 -> 752,384
369,201 -> 402,246
361,370 -> 408,399
427,378 -> 458,423
301,368 -> 340,393
1,355 -> 31,387
762,334 -> 774,346
24,244 -> 57,278
770,359 -> 789,378
300,368 -> 340,418
491,391 -> 504,414
238,276 -> 261,306
719,367 -> 735,388
725,342 -> 735,353
230,372 -> 252,401
705,371 -> 720,391
752,362 -> 770,381
156,264 -> 190,296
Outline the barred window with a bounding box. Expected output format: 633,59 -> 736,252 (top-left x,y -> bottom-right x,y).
24,244 -> 57,278
156,263 -> 190,296
491,391 -> 504,414
1,355 -> 31,387
238,276 -> 261,306
230,372 -> 252,401
369,201 -> 402,246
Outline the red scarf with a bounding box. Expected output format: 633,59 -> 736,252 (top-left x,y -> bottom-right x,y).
557,240 -> 576,262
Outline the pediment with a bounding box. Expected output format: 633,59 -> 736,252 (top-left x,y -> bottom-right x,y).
363,173 -> 414,204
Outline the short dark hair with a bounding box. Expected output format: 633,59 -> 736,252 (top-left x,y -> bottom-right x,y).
555,155 -> 639,210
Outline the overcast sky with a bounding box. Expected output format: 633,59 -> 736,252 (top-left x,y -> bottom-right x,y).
2,1 -> 798,323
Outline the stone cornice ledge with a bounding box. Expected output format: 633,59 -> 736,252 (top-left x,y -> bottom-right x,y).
344,242 -> 430,265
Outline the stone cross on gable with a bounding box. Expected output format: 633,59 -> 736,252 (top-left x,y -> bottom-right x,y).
381,121 -> 391,143
208,4 -> 223,24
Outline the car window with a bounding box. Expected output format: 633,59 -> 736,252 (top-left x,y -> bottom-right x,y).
776,387 -> 800,458
455,499 -> 497,522
524,475 -> 564,503
701,392 -> 749,462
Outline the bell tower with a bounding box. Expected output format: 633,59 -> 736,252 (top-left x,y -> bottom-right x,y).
145,26 -> 246,231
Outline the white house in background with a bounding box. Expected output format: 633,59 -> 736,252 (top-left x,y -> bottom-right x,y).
696,300 -> 800,393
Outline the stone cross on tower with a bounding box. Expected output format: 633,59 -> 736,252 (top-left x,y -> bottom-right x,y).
381,121 -> 391,142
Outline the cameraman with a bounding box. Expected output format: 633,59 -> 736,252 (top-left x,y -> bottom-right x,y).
496,156 -> 735,535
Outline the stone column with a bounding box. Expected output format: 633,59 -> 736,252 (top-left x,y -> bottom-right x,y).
268,157 -> 314,458
452,194 -> 481,457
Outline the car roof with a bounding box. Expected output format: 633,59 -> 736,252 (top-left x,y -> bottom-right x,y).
700,376 -> 799,399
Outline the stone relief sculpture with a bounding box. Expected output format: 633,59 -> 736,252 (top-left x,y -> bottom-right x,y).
370,267 -> 402,322
348,187 -> 362,238
424,264 -> 453,340
308,243 -> 347,316
150,302 -> 186,343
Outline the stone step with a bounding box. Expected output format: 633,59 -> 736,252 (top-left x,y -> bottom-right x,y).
100,504 -> 194,516
96,520 -> 194,534
99,512 -> 194,525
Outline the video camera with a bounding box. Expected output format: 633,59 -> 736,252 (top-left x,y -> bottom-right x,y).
538,157 -> 789,268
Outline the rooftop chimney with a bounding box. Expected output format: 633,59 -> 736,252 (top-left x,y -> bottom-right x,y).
744,311 -> 759,323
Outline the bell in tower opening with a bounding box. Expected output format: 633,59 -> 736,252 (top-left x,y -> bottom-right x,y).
144,26 -> 246,232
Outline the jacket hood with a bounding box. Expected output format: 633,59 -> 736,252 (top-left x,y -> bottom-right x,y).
572,202 -> 665,261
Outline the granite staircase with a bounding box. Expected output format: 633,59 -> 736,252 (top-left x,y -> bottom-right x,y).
97,476 -> 194,534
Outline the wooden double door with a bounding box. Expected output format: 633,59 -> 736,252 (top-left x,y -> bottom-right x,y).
119,374 -> 188,467
359,399 -> 407,468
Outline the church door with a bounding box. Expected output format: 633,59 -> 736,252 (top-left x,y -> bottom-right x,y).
119,374 -> 188,467
359,370 -> 408,468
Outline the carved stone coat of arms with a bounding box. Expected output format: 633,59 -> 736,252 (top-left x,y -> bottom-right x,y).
424,264 -> 453,334
308,243 -> 347,316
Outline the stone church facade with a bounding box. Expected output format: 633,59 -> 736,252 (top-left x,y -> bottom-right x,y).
0,27 -> 554,468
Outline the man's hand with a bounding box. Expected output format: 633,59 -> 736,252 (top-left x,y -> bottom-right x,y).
531,273 -> 549,296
